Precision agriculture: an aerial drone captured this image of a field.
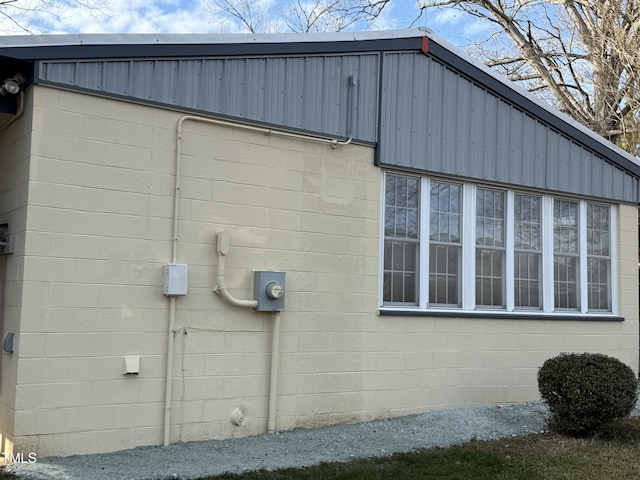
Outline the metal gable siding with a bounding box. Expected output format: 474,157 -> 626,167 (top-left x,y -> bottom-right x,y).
38,53 -> 380,143
378,52 -> 639,203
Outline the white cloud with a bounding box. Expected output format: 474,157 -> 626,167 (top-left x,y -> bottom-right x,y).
0,0 -> 485,48
0,0 -> 226,35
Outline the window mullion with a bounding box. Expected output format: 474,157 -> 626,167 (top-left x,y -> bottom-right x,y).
542,195 -> 555,313
462,183 -> 476,310
506,191 -> 515,311
419,177 -> 429,309
579,201 -> 588,313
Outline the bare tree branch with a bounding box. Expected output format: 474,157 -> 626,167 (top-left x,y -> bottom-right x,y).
417,0 -> 640,149
208,0 -> 394,33
1,0 -> 111,34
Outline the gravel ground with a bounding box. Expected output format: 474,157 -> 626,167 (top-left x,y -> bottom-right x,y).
4,402 -> 554,480
9,399 -> 640,480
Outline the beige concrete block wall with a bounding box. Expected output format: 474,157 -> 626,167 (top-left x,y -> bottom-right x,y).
10,85 -> 639,457
0,93 -> 33,457
359,207 -> 638,419
13,86 -> 383,456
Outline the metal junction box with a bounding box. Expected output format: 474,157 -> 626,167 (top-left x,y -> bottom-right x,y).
163,263 -> 188,296
254,271 -> 286,312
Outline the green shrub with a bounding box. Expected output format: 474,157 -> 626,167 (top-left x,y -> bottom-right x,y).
538,352 -> 638,436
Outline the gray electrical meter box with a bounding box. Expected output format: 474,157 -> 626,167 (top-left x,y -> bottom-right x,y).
254,271 -> 286,311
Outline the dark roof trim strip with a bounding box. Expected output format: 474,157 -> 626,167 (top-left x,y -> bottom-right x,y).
1,37 -> 424,61
426,39 -> 640,178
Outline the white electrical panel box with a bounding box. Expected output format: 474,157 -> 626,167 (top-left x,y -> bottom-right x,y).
163,263 -> 188,296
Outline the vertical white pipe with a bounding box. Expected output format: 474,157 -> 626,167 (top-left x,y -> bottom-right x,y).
267,311 -> 281,433
163,118 -> 185,447
163,297 -> 176,446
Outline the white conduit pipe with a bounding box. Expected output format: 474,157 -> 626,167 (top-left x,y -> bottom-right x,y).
163,116 -> 187,447
267,311 -> 281,433
214,230 -> 258,308
213,254 -> 258,308
164,114 -> 346,446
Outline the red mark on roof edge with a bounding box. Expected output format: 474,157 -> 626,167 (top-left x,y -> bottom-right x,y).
421,37 -> 429,54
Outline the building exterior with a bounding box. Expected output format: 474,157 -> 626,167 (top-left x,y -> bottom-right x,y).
0,29 -> 638,458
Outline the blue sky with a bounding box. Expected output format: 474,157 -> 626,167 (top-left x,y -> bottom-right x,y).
0,0 -> 491,49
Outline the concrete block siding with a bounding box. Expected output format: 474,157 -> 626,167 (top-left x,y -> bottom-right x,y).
0,85 -> 637,457
0,90 -> 33,458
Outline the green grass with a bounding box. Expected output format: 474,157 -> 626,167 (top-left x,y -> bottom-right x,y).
205,418 -> 640,480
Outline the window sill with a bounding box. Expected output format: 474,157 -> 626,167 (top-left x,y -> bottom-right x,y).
378,308 -> 624,322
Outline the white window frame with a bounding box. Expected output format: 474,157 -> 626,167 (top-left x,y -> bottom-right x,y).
379,172 -> 619,317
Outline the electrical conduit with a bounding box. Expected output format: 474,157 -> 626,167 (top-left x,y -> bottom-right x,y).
164,114 -> 347,446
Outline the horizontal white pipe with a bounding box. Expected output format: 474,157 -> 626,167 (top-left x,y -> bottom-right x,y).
177,114 -> 352,149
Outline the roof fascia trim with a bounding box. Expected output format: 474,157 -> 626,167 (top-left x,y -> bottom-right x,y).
1,37 -> 424,61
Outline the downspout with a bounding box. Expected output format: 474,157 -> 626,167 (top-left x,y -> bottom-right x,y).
164,114 -> 350,446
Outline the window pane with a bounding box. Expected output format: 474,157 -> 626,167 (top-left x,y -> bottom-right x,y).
588,258 -> 610,310
383,174 -> 420,305
430,182 -> 461,243
476,188 -> 505,307
554,199 -> 579,254
383,241 -> 392,270
476,189 -> 505,247
587,204 -> 609,256
429,245 -> 460,306
384,206 -> 395,236
554,255 -> 578,309
428,181 -> 462,306
392,241 -> 404,269
515,252 -> 541,308
385,175 -> 396,206
554,199 -> 579,310
383,272 -> 391,302
383,240 -> 418,304
587,203 -> 611,311
515,194 -> 541,251
407,208 -> 418,238
476,248 -> 504,306
514,193 -> 542,309
384,174 -> 419,240
396,208 -> 407,237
